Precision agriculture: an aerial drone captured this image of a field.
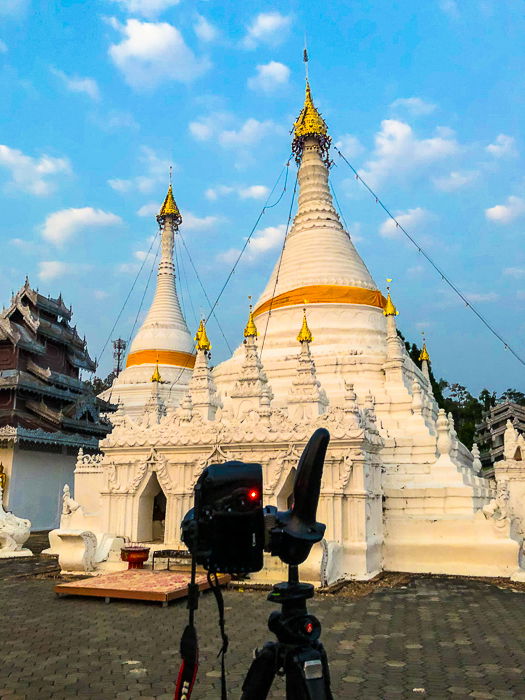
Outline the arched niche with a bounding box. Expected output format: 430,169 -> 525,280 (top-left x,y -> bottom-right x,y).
136,471 -> 166,543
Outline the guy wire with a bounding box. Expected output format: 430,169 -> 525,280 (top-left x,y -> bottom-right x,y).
334,146 -> 525,367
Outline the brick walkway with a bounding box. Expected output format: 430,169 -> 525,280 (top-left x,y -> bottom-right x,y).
1,546 -> 525,698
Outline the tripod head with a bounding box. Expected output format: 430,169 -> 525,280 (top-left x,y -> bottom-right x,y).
265,428 -> 330,566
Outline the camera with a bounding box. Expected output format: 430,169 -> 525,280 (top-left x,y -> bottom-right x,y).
181,428 -> 329,575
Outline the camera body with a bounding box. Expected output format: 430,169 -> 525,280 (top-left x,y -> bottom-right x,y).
181,460 -> 265,574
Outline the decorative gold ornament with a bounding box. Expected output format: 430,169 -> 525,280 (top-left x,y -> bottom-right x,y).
383,279 -> 399,316
297,309 -> 313,344
194,319 -> 211,352
151,360 -> 162,383
244,302 -> 258,338
157,184 -> 182,226
419,343 -> 430,362
292,80 -> 332,165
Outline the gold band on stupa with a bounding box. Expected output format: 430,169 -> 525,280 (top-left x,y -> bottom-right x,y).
253,285 -> 387,318
126,349 -> 196,369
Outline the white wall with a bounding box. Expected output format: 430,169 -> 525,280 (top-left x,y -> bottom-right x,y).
8,446 -> 76,530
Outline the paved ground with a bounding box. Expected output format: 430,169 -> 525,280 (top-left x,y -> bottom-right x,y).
2,538 -> 525,699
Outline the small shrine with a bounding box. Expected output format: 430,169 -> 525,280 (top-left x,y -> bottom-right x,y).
0,279 -> 114,529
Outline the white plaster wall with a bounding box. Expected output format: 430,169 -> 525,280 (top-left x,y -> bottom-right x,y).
8,446 -> 75,530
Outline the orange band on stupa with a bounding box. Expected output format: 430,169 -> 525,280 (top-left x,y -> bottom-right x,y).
253,285 -> 386,318
125,349 -> 196,369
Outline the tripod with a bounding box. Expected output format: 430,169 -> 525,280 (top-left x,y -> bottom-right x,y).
240,565 -> 334,700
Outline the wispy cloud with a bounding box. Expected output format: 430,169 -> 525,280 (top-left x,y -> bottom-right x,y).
359,120 -> 459,187
485,196 -> 525,224
503,267 -> 525,279
218,224 -> 286,264
51,67 -> 100,101
41,208 -> 122,246
247,61 -> 290,93
110,0 -> 180,18
108,146 -> 171,193
390,97 -> 436,116
242,12 -> 292,49
194,15 -> 218,42
0,0 -> 28,18
465,292 -> 499,303
0,144 -> 71,195
379,207 -> 431,239
108,18 -> 210,89
0,40 -> 7,53
335,134 -> 365,159
205,184 -> 269,201
38,261 -> 91,282
439,0 -> 460,19
486,134 -> 517,159
432,170 -> 479,191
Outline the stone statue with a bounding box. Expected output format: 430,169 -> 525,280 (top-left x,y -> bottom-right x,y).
0,484 -> 32,557
61,484 -> 80,516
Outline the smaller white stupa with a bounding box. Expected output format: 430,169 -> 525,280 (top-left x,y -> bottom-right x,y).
106,186 -> 195,416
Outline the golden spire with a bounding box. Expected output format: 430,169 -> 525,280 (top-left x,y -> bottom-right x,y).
297,308 -> 313,343
157,183 -> 182,225
244,300 -> 258,338
151,359 -> 162,383
194,319 -> 211,352
383,279 -> 399,317
292,78 -> 331,164
419,332 -> 430,362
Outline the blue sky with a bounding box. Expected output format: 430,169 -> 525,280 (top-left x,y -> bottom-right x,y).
0,0 -> 523,395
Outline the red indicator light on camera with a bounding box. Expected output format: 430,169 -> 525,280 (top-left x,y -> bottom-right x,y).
248,489 -> 259,501
305,622 -> 313,634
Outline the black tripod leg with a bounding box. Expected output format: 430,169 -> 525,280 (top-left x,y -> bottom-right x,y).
284,645 -> 334,700
240,643 -> 279,700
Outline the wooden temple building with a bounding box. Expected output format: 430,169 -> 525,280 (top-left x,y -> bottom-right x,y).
475,401 -> 525,471
0,278 -> 113,529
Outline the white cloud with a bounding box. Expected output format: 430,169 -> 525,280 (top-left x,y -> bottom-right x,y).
485,196 -> 525,224
109,18 -> 209,89
408,265 -> 425,276
92,110 -> 139,132
108,146 -> 171,193
110,0 -> 180,18
188,111 -> 230,141
503,267 -> 525,278
248,61 -> 290,93
0,40 -> 7,53
183,212 -> 222,231
0,144 -> 71,195
0,0 -> 27,17
137,202 -> 159,217
218,224 -> 286,264
219,118 -> 281,148
486,134 -> 517,159
239,185 -> 269,200
335,134 -> 365,159
194,15 -> 218,42
379,207 -> 430,239
51,67 -> 100,100
94,289 -> 110,300
242,12 -> 292,49
41,208 -> 122,246
359,120 -> 459,187
465,292 -> 499,303
390,97 -> 436,116
440,0 -> 459,18
206,184 -> 269,201
38,261 -> 90,282
432,170 -> 479,191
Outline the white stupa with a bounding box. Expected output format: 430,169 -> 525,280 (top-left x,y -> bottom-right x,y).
106,186 -> 195,416
58,79 -> 524,583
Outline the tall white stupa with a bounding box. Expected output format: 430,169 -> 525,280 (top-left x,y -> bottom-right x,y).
60,78 -> 523,584
107,186 -> 195,416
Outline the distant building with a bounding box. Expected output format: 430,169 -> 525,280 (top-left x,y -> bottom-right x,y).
0,278 -> 113,529
475,402 -> 525,471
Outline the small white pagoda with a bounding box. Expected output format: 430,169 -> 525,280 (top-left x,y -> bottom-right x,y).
53,81 -> 524,583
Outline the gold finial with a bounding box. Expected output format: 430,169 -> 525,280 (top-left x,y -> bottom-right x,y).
383,279 -> 399,317
419,332 -> 430,362
292,77 -> 331,165
151,358 -> 162,382
244,298 -> 258,338
194,319 -> 211,352
297,308 -> 313,343
157,183 -> 182,225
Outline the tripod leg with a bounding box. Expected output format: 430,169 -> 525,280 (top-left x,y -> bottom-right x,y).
240,643 -> 279,700
284,645 -> 334,700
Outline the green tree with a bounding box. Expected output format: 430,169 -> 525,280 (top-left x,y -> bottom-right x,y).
84,372 -> 116,396
498,388 -> 525,406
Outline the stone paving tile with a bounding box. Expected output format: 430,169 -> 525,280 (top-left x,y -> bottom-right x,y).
2,569 -> 525,698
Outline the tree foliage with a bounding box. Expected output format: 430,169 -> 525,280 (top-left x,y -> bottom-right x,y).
83,372 -> 116,396
399,332 -> 524,448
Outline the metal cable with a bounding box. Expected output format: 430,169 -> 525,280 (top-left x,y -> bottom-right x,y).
334,146 -> 525,367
